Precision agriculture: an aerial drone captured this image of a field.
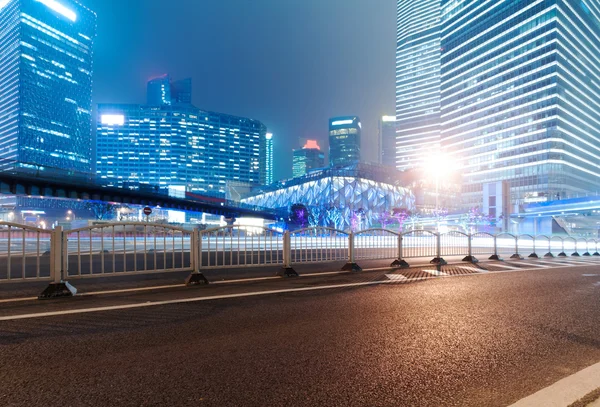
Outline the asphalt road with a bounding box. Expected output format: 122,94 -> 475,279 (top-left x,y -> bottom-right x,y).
1,260 -> 600,406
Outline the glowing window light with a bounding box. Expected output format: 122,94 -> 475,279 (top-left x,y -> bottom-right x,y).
36,0 -> 77,22
0,0 -> 9,12
331,119 -> 354,126
101,114 -> 125,126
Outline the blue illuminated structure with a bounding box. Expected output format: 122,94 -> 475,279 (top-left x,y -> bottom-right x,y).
97,76 -> 269,197
0,0 -> 96,173
241,163 -> 415,230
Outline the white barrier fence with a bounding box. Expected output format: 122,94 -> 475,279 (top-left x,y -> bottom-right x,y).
0,222 -> 598,296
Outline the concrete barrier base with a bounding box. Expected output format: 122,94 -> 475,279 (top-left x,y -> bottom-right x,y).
38,281 -> 77,300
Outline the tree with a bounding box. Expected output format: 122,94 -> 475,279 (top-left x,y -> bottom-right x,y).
349,208 -> 365,232
309,206 -> 323,228
392,208 -> 411,232
84,202 -> 117,220
458,207 -> 492,234
376,211 -> 394,230
325,207 -> 342,230
289,203 -> 309,229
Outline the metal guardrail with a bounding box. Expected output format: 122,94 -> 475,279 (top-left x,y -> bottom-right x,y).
0,222 -> 599,298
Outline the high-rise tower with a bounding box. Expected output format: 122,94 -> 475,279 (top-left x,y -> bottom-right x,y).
0,0 -> 96,173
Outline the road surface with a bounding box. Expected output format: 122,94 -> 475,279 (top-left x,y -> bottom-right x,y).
1,257 -> 600,406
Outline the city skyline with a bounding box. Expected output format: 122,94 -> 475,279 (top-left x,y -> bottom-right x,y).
85,0 -> 397,181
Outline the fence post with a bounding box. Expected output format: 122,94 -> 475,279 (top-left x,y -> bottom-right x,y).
528,236 -> 539,258
342,232 -> 362,272
391,234 -> 409,268
185,228 -> 209,285
594,240 -> 600,256
489,235 -> 501,260
38,226 -> 77,299
558,238 -> 567,257
572,239 -> 580,257
278,230 -> 298,277
462,234 -> 478,263
544,236 -> 554,258
583,239 -> 591,256
510,235 -> 522,259
430,232 -> 446,265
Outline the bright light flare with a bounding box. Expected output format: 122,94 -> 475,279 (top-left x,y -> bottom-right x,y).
422,154 -> 460,178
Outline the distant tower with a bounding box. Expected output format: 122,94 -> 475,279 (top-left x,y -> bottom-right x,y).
147,74 -> 172,105
261,132 -> 274,185
293,140 -> 325,178
0,0 -> 97,173
329,116 -> 361,167
379,116 -> 396,167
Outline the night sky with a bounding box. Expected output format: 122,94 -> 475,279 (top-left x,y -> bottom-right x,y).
85,0 -> 396,181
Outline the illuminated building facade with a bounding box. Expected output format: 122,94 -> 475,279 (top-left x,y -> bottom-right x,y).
241,163 -> 415,230
395,0 -> 441,171
0,0 -> 96,173
441,0 -> 600,207
292,140 -> 325,178
329,116 -> 361,167
261,132 -> 273,185
97,77 -> 267,197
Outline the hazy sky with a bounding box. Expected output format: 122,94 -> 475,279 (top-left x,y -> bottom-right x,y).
86,0 -> 397,180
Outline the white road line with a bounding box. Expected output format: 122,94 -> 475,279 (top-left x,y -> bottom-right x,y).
509,360 -> 600,407
455,265 -> 488,273
385,274 -> 408,282
0,281 -> 390,322
421,269 -> 448,276
488,263 -> 519,270
0,296 -> 37,304
582,274 -> 600,277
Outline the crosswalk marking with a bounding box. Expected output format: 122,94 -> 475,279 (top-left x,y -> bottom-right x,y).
509,261 -> 551,268
488,263 -> 520,270
385,274 -> 408,282
421,269 -> 448,276
455,265 -> 488,273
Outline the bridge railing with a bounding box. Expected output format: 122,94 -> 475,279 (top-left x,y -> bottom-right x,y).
2,222 -> 600,298
289,227 -> 349,264
0,222 -> 53,282
63,223 -> 193,278
199,225 -> 284,268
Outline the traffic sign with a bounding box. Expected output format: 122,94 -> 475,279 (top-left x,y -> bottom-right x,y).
143,207 -> 152,216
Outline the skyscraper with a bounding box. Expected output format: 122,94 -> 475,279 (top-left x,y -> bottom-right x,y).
292,140 -> 325,178
395,0 -> 441,171
0,0 -> 96,173
440,0 -> 600,206
146,74 -> 171,106
379,116 -> 397,167
97,77 -> 267,197
261,132 -> 274,185
329,116 -> 361,167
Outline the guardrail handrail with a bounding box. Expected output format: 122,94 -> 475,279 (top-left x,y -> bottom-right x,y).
400,229 -> 439,237
0,221 -> 49,233
68,222 -> 193,234
354,228 -> 400,236
201,225 -> 284,235
289,226 -> 349,235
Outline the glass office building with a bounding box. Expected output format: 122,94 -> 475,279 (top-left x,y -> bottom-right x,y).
0,0 -> 96,173
440,0 -> 600,207
292,140 -> 325,178
329,116 -> 361,167
395,0 -> 441,171
97,78 -> 268,197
